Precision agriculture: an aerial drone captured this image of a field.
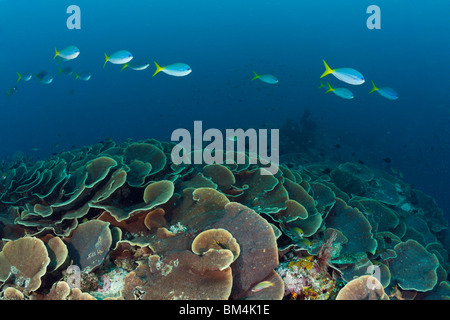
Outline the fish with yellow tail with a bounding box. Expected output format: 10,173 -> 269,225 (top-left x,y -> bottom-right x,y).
16,72 -> 33,83
290,227 -> 304,240
121,60 -> 150,71
251,281 -> 275,293
104,50 -> 133,68
369,81 -> 399,100
35,71 -> 53,84
321,59 -> 364,85
6,86 -> 18,98
325,82 -> 354,99
153,61 -> 192,77
75,72 -> 92,81
252,71 -> 278,84
54,46 -> 80,60
213,239 -> 228,250
58,67 -> 73,76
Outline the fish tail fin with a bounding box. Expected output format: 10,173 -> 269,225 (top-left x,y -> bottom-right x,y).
103,53 -> 109,68
153,61 -> 164,77
74,73 -> 79,80
53,47 -> 59,60
325,82 -> 334,93
320,60 -> 335,78
369,81 -> 379,93
16,72 -> 22,83
318,81 -> 325,89
120,63 -> 128,72
251,71 -> 260,80
57,67 -> 63,75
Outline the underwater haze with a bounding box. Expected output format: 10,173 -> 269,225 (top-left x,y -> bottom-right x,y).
2,0 -> 449,216
1,0 -> 450,301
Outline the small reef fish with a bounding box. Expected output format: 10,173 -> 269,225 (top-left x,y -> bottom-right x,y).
58,67 -> 73,76
369,81 -> 399,100
121,60 -> 151,71
35,71 -> 48,80
296,238 -> 312,248
42,75 -> 54,84
153,62 -> 192,77
54,46 -> 80,60
16,72 -> 33,83
38,74 -> 54,85
104,50 -> 133,68
290,227 -> 304,240
320,60 -> 365,85
6,86 -> 18,98
75,72 -> 92,81
251,281 -> 275,293
252,71 -> 278,84
325,82 -> 354,99
390,166 -> 404,178
213,240 -> 228,250
35,71 -> 53,84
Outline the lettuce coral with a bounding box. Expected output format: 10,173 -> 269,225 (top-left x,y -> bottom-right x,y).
0,137 -> 449,300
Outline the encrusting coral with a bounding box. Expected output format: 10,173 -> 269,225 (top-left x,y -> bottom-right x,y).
0,137 -> 449,300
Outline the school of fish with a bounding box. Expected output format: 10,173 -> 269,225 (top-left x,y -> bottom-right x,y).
6,45 -> 398,101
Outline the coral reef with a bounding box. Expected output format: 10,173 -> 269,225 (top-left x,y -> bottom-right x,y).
0,137 -> 449,300
336,275 -> 389,300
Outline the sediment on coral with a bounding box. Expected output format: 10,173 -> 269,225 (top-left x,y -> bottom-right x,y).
0,137 -> 449,300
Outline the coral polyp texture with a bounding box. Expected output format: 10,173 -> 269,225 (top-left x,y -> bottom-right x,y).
0,138 -> 449,300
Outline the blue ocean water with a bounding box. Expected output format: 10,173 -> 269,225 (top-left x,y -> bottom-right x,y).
0,0 -> 449,217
